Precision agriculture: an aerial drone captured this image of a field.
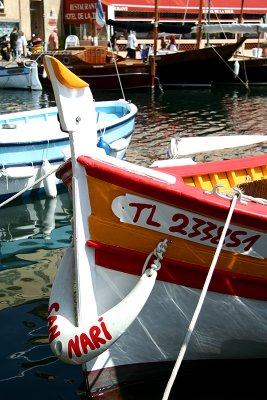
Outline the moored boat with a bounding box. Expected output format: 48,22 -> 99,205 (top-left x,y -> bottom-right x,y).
31,47 -> 152,90
45,55 -> 267,399
31,36 -> 246,90
0,60 -> 42,90
155,36 -> 247,87
0,97 -> 137,202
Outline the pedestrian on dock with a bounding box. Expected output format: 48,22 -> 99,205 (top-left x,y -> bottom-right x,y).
167,35 -> 177,52
16,30 -> 27,58
10,26 -> 18,59
126,30 -> 137,59
111,31 -> 119,52
48,28 -> 59,50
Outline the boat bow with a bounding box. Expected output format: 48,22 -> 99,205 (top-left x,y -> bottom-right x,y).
44,55 -> 159,364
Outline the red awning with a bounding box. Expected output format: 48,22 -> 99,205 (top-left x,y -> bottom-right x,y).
106,0 -> 267,14
63,0 -> 267,25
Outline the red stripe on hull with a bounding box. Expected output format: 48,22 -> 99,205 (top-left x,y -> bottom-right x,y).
88,240 -> 267,301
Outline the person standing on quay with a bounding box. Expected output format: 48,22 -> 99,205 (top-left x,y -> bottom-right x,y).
167,35 -> 177,52
10,26 -> 18,59
48,28 -> 59,50
111,31 -> 119,52
15,30 -> 27,58
126,30 -> 137,59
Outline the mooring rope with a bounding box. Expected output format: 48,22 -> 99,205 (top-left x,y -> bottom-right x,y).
210,46 -> 249,89
162,193 -> 239,400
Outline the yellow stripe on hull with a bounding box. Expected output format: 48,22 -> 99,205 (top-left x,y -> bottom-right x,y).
87,175 -> 267,280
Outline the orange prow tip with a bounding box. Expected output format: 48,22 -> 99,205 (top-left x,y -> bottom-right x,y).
43,56 -> 89,89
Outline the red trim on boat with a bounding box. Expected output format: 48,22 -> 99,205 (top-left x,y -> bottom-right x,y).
87,240 -> 267,301
78,155 -> 267,231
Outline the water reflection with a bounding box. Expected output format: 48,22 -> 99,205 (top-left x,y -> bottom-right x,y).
0,299 -> 85,399
124,88 -> 267,165
0,190 -> 72,309
0,89 -> 55,114
0,191 -> 83,399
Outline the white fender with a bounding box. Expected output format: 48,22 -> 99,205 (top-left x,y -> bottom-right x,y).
109,137 -> 129,151
233,60 -> 240,78
41,160 -> 57,198
48,246 -> 157,365
29,60 -> 42,91
42,67 -> 47,79
2,166 -> 35,179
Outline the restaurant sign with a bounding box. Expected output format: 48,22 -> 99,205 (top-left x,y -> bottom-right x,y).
64,0 -> 104,24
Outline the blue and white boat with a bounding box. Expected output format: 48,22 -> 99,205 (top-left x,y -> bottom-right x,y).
0,60 -> 42,90
0,99 -> 137,202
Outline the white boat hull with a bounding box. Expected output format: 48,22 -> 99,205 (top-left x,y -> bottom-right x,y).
0,61 -> 42,90
87,266 -> 267,372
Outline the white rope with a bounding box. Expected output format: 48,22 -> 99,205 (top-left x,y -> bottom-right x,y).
210,46 -> 249,89
162,193 -> 238,400
0,164 -> 59,208
104,21 -> 126,101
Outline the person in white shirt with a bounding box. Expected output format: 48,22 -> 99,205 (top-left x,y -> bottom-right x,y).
127,31 -> 137,59
16,30 -> 27,58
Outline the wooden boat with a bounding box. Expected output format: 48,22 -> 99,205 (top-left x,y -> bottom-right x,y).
0,98 -> 137,202
31,36 -> 246,90
200,23 -> 267,87
155,36 -> 247,87
45,55 -> 267,398
31,47 -> 152,90
213,56 -> 267,87
0,60 -> 42,90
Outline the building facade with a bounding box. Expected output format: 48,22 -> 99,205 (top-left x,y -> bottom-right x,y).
0,0 -> 62,50
0,1 -> 267,51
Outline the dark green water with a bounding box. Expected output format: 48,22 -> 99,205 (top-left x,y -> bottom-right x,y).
0,86 -> 267,399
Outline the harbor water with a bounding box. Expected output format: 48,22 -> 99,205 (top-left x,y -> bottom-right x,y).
1,86 -> 267,399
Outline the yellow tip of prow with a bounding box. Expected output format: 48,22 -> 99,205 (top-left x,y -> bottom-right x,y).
44,56 -> 89,89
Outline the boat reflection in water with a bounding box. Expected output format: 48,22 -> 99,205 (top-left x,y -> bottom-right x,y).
0,189 -> 73,309
0,190 -> 86,398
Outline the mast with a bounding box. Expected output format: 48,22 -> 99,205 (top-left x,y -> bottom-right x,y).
239,0 -> 245,23
237,0 -> 244,43
196,0 -> 203,50
151,0 -> 159,88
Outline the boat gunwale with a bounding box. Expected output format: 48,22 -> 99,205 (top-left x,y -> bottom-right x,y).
76,154 -> 267,231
